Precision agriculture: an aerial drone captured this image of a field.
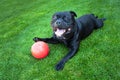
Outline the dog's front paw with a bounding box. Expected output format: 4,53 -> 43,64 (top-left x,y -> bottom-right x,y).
33,37 -> 41,42
55,61 -> 65,71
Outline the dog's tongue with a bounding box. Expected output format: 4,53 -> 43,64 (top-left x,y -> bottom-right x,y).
55,28 -> 65,37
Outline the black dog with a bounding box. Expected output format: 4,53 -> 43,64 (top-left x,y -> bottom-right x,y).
33,11 -> 106,71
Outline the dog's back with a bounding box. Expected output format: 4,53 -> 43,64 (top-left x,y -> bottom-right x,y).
76,14 -> 106,39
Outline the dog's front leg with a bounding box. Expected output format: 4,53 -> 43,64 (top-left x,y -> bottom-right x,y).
55,42 -> 79,71
33,37 -> 60,44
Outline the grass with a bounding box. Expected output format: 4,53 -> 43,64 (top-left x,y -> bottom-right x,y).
0,0 -> 120,80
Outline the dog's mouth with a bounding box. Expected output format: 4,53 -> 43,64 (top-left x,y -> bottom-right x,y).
53,27 -> 71,37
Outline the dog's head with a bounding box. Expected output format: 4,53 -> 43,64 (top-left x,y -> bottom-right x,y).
51,11 -> 77,39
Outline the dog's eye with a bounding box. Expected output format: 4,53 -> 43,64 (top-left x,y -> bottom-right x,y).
63,16 -> 70,22
63,16 -> 67,19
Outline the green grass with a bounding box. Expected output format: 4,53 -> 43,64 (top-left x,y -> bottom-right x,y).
0,0 -> 120,80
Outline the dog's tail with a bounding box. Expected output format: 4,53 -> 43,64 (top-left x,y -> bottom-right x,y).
101,18 -> 106,21
91,14 -> 106,29
95,18 -> 106,29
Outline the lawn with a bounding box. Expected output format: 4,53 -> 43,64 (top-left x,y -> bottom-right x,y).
0,0 -> 120,80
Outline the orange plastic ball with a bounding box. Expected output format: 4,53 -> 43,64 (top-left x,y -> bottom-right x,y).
31,41 -> 49,59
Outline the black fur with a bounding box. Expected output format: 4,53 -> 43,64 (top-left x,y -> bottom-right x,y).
33,11 -> 106,71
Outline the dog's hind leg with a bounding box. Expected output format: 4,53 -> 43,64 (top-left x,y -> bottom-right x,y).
91,14 -> 98,18
95,18 -> 106,29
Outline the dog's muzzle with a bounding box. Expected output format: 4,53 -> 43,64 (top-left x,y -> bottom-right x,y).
53,27 -> 71,38
52,19 -> 72,39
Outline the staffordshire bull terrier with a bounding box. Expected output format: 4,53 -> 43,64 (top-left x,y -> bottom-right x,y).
33,11 -> 106,71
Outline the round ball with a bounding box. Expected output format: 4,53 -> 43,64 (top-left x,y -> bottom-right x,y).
31,41 -> 49,59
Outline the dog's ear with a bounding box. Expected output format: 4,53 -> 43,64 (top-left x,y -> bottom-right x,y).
70,11 -> 77,17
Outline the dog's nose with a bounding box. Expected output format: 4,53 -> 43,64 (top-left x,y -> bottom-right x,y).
56,20 -> 61,25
